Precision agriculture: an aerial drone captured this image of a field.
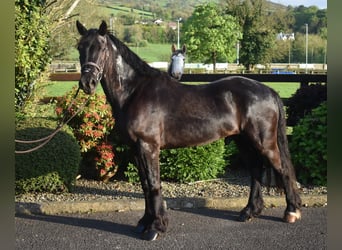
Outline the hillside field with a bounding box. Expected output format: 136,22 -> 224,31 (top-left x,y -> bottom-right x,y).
66,43 -> 173,63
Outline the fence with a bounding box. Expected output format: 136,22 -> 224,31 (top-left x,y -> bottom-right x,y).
49,61 -> 327,74
50,73 -> 327,88
50,72 -> 326,107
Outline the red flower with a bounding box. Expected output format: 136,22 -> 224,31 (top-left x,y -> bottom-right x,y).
100,169 -> 107,176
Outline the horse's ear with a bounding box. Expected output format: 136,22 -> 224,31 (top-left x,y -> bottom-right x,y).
99,20 -> 107,36
171,44 -> 177,52
76,20 -> 87,36
182,44 -> 186,54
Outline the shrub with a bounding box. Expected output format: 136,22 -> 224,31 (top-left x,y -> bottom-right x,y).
56,87 -> 117,181
15,118 -> 81,194
15,0 -> 51,111
15,172 -> 66,195
160,139 -> 229,183
286,83 -> 327,126
289,102 -> 327,185
125,139 -> 236,183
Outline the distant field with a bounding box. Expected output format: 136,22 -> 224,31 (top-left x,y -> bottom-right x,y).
40,81 -> 299,99
101,5 -> 154,18
131,44 -> 172,62
64,43 -> 172,62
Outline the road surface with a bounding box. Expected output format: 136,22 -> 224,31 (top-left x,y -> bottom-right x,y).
15,206 -> 326,249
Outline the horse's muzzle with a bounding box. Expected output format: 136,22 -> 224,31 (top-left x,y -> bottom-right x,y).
171,72 -> 182,80
79,76 -> 98,95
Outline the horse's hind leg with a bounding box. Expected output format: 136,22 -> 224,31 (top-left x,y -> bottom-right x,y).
134,140 -> 168,240
252,132 -> 302,223
234,136 -> 265,222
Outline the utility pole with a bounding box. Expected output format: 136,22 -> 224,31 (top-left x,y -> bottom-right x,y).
177,18 -> 182,49
305,23 -> 308,73
236,41 -> 239,65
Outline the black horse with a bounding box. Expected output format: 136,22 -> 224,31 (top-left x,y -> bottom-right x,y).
76,21 -> 302,241
168,43 -> 186,80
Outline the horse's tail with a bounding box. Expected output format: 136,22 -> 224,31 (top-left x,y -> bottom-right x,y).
276,95 -> 294,175
262,93 -> 296,189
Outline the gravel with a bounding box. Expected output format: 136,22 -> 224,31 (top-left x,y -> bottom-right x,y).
15,168 -> 327,204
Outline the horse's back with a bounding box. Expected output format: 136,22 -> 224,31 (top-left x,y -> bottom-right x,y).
213,76 -> 278,99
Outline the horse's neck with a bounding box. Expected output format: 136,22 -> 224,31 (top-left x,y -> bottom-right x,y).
101,54 -> 137,114
103,37 -> 161,114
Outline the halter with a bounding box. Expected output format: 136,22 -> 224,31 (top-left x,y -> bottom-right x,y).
81,61 -> 103,82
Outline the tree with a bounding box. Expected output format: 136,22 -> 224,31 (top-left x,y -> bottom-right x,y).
182,3 -> 241,72
289,6 -> 327,34
225,0 -> 276,70
15,0 -> 51,111
44,0 -> 97,59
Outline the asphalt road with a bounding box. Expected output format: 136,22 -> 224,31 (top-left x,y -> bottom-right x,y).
15,206 -> 327,250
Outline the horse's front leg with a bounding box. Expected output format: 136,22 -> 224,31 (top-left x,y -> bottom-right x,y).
134,140 -> 168,241
239,173 -> 264,222
234,137 -> 265,222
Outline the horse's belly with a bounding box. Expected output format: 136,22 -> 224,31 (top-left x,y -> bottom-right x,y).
161,117 -> 238,149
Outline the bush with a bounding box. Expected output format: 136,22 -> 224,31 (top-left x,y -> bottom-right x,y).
125,139 -> 236,183
15,0 -> 51,111
160,139 -> 230,182
15,118 -> 81,194
289,102 -> 327,185
286,83 -> 327,126
56,87 -> 117,181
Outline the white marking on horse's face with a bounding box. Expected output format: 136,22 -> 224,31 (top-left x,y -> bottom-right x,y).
171,53 -> 185,79
172,54 -> 185,71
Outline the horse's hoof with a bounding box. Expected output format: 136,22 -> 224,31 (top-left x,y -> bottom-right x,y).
283,209 -> 301,223
135,223 -> 146,234
142,230 -> 159,241
238,213 -> 253,222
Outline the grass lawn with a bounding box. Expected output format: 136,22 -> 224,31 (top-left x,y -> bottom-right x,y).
264,82 -> 300,98
39,81 -> 103,97
40,80 -> 299,99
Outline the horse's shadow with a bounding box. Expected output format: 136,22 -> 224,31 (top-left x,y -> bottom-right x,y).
16,204 -> 283,242
15,213 -> 139,239
174,203 -> 284,223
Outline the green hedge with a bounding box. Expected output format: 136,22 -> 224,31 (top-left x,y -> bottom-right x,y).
15,118 -> 81,194
15,0 -> 51,111
290,102 -> 327,185
125,139 -> 236,183
286,83 -> 327,126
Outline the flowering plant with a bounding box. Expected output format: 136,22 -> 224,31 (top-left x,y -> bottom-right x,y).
94,142 -> 118,182
56,86 -> 116,181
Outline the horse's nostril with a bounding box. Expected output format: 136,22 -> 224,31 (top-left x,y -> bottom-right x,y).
90,79 -> 95,87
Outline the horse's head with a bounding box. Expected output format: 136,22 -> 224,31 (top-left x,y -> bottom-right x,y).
76,20 -> 109,95
169,44 -> 186,80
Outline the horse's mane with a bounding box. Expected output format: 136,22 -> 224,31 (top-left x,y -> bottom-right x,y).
107,33 -> 162,77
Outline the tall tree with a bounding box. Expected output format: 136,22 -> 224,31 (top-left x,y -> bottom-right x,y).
182,3 -> 241,72
44,0 -> 97,59
225,0 -> 276,70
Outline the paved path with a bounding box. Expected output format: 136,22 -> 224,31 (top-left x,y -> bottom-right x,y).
15,206 -> 326,249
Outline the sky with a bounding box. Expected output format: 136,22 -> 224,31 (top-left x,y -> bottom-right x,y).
273,0 -> 327,9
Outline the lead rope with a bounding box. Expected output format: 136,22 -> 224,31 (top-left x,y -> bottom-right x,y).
15,87 -> 89,154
